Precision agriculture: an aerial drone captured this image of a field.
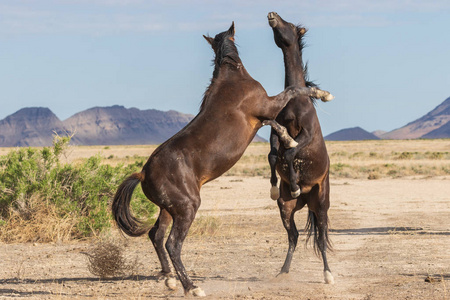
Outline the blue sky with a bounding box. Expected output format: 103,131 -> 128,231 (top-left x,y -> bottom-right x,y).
0,0 -> 449,138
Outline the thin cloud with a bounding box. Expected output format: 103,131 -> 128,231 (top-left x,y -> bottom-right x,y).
0,0 -> 449,35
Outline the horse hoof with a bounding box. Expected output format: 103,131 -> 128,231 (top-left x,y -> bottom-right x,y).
165,277 -> 177,290
322,93 -> 334,102
288,140 -> 298,148
190,287 -> 206,297
270,186 -> 279,200
276,272 -> 290,278
324,270 -> 335,284
291,188 -> 301,198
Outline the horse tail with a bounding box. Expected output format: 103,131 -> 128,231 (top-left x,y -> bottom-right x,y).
305,210 -> 333,258
112,172 -> 150,237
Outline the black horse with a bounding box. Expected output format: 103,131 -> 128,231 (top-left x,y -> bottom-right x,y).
267,12 -> 335,284
112,22 -> 333,296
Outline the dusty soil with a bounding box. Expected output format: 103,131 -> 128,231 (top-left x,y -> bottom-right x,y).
0,176 -> 449,299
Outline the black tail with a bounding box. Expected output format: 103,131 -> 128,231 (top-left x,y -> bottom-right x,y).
112,172 -> 150,237
305,210 -> 333,258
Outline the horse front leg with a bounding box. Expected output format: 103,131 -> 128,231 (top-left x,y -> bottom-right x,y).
263,120 -> 298,149
268,128 -> 281,200
264,120 -> 300,199
284,147 -> 301,198
262,87 -> 333,120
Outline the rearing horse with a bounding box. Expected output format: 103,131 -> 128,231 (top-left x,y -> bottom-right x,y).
267,12 -> 335,284
112,22 -> 333,297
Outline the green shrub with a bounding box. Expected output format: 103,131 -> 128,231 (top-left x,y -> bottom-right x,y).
331,163 -> 350,171
397,152 -> 414,160
0,135 -> 157,241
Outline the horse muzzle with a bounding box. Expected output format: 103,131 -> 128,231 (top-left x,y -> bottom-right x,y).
268,12 -> 279,28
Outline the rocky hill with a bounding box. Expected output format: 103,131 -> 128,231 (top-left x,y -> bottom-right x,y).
325,127 -> 380,141
381,97 -> 450,139
325,97 -> 449,140
0,107 -> 67,147
0,105 -> 266,147
64,106 -> 195,145
421,121 -> 450,139
0,106 -> 195,147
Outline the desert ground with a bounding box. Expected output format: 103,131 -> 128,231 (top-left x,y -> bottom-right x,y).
0,140 -> 449,299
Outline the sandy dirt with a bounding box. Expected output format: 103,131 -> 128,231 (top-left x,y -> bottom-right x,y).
0,176 -> 449,299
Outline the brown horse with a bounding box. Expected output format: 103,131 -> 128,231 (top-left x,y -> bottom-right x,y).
112,22 -> 333,296
267,12 -> 335,284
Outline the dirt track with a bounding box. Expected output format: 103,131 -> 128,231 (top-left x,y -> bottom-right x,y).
0,176 -> 449,299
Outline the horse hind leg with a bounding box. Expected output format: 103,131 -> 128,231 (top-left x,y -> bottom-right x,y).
165,199 -> 205,296
307,182 -> 334,284
277,182 -> 301,274
315,210 -> 334,284
148,209 -> 177,289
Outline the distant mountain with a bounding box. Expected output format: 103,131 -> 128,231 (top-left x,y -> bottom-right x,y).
0,105 -> 266,147
421,121 -> 450,139
325,97 -> 450,141
0,107 -> 66,147
371,130 -> 387,138
381,97 -> 450,139
325,127 -> 380,141
64,105 -> 195,145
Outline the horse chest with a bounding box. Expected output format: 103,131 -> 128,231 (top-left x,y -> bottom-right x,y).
278,154 -> 312,173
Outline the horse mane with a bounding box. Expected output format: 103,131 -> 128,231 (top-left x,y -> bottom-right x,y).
296,24 -> 318,105
200,34 -> 242,111
216,38 -> 241,68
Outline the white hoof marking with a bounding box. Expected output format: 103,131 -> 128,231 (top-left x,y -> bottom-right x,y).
288,140 -> 299,148
324,270 -> 335,284
270,186 -> 280,200
322,93 -> 334,102
165,277 -> 177,290
190,287 -> 206,297
291,188 -> 301,198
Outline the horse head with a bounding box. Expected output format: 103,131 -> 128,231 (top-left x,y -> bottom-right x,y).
268,12 -> 307,49
203,22 -> 240,70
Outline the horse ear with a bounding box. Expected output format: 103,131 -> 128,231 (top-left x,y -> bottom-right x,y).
228,21 -> 235,36
203,35 -> 214,46
299,27 -> 308,35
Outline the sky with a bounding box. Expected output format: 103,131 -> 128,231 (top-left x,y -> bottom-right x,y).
0,0 -> 449,139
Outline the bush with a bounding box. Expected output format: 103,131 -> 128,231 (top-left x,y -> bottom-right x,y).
0,135 -> 157,242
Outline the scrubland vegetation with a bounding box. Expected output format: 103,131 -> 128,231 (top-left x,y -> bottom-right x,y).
0,136 -> 156,243
0,138 -> 448,243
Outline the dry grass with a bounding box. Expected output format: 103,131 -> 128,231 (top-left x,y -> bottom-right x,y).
327,140 -> 450,179
228,140 -> 450,179
189,215 -> 223,236
0,195 -> 78,243
1,140 -> 447,243
21,139 -> 448,179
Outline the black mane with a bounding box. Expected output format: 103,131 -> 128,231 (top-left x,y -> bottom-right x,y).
200,28 -> 242,111
296,24 -> 318,104
212,33 -> 241,75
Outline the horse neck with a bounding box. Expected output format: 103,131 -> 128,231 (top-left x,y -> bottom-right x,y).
201,63 -> 246,111
213,53 -> 243,76
282,44 -> 306,88
215,60 -> 245,79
